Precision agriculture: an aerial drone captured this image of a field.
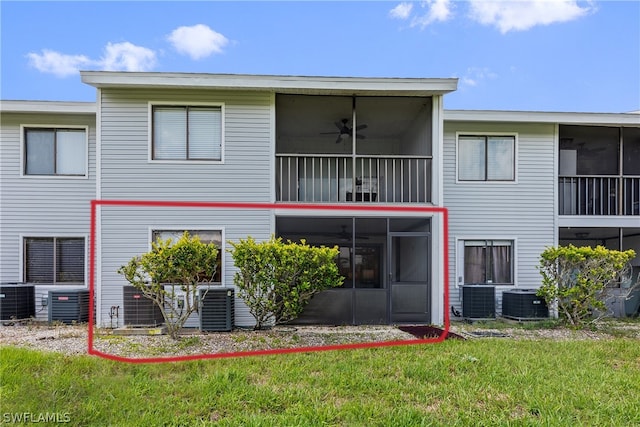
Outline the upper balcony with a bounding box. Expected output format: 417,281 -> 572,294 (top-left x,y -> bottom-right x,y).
276,154 -> 432,203
275,94 -> 434,204
558,125 -> 640,216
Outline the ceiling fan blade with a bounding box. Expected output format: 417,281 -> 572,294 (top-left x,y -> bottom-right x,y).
335,121 -> 344,130
355,124 -> 368,131
356,133 -> 366,139
335,135 -> 342,144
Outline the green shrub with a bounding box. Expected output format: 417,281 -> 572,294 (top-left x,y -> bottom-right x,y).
537,245 -> 635,328
229,236 -> 343,329
118,231 -> 219,339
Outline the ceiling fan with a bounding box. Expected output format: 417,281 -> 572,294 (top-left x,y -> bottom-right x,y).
321,118 -> 368,143
329,225 -> 370,241
282,225 -> 368,241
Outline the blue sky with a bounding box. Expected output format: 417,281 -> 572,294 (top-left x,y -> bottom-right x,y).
1,1 -> 639,112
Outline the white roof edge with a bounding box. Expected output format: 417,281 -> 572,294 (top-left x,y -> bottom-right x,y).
444,109 -> 640,126
80,71 -> 458,95
0,100 -> 96,114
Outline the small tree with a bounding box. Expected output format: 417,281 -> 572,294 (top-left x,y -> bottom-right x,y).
537,245 -> 636,328
229,236 -> 343,330
118,231 -> 219,339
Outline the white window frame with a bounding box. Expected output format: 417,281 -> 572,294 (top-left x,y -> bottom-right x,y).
19,234 -> 88,287
20,124 -> 89,179
148,227 -> 225,285
455,237 -> 517,288
455,132 -> 518,183
148,102 -> 225,164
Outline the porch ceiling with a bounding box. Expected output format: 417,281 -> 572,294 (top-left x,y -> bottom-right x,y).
277,95 -> 431,140
560,227 -> 640,241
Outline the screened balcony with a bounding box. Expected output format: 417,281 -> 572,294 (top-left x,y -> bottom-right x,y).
558,125 -> 640,216
276,94 -> 434,204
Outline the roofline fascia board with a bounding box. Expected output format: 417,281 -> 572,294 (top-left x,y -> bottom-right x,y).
445,109 -> 640,126
0,100 -> 96,114
80,71 -> 458,96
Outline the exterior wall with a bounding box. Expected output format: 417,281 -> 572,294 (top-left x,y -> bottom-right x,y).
97,88 -> 273,327
443,121 -> 557,315
0,111 -> 96,320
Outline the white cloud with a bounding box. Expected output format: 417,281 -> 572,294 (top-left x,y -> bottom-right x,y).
413,0 -> 453,28
389,0 -> 452,28
27,42 -> 157,77
27,50 -> 92,78
468,0 -> 594,33
389,2 -> 414,19
167,24 -> 229,60
100,42 -> 157,71
459,67 -> 498,88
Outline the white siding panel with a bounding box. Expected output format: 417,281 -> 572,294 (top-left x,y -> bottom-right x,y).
443,122 -> 556,315
0,112 -> 96,287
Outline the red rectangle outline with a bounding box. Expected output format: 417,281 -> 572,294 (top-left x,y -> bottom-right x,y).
88,200 -> 450,363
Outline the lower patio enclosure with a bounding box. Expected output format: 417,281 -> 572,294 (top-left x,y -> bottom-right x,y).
277,216 -> 432,325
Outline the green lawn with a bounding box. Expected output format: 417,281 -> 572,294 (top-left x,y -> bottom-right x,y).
2,338 -> 639,426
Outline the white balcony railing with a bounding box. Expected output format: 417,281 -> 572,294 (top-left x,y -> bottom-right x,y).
276,154 -> 432,203
559,176 -> 640,215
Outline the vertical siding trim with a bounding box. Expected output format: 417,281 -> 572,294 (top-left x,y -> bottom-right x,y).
269,92 -> 276,204
432,96 -> 444,206
553,123 -> 559,247
432,96 -> 444,325
96,89 -> 103,326
268,93 -> 276,237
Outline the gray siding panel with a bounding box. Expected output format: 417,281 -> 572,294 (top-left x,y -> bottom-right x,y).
0,112 -> 96,320
99,89 -> 272,202
99,207 -> 271,328
443,122 -> 556,315
98,88 -> 273,327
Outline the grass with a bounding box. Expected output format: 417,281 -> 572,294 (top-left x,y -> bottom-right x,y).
2,338 -> 640,426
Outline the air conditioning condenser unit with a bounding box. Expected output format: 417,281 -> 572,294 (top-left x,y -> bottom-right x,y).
199,288 -> 234,332
502,289 -> 549,320
461,285 -> 496,320
122,285 -> 165,327
48,289 -> 90,324
0,283 -> 35,321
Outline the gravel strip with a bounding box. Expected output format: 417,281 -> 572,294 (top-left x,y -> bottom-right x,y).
0,323 -> 417,358
1,321 -> 638,358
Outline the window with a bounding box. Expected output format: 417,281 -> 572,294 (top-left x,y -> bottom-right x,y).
152,106 -> 222,161
458,135 -> 515,181
24,237 -> 85,284
152,230 -> 222,283
463,240 -> 513,285
24,128 -> 86,176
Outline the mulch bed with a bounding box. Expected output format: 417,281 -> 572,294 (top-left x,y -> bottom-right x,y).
397,325 -> 465,340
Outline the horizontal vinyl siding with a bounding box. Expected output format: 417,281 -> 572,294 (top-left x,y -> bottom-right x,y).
0,113 -> 96,291
99,207 -> 271,328
99,89 -> 272,202
98,89 -> 274,328
443,121 -> 556,315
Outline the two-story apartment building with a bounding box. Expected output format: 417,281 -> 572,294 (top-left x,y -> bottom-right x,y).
1,72 -> 638,328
